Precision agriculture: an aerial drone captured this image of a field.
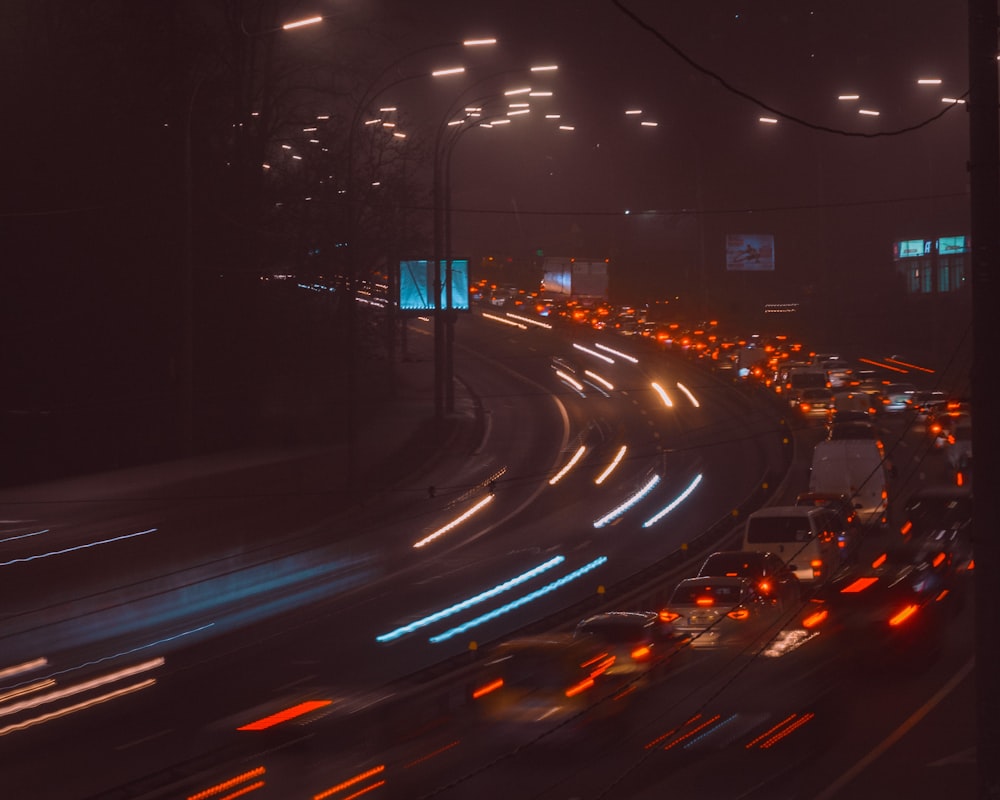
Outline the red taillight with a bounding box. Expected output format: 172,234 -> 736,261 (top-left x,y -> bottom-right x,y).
900,520 -> 913,537
811,559 -> 823,579
799,403 -> 811,413
696,596 -> 715,606
872,553 -> 887,568
727,608 -> 750,621
631,645 -> 652,661
472,678 -> 504,699
889,604 -> 919,626
758,580 -> 772,594
565,677 -> 595,697
802,609 -> 828,628
659,610 -> 680,623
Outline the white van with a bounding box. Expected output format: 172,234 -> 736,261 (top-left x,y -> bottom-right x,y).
808,439 -> 889,527
742,506 -> 849,583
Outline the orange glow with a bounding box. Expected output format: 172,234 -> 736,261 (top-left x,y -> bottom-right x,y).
727,608 -> 750,621
342,781 -> 385,800
314,766 -> 386,800
695,596 -> 714,606
745,713 -> 797,749
217,783 -> 265,800
968,558 -> 975,570
663,714 -> 722,750
936,589 -> 950,602
872,553 -> 887,568
884,356 -> 935,373
841,577 -> 878,593
404,740 -> 460,769
565,677 -> 595,697
188,767 -> 265,800
659,610 -> 679,623
758,581 -> 771,594
580,652 -> 611,669
900,520 -> 913,536
802,609 -> 828,628
889,604 -> 919,626
760,712 -> 815,748
631,645 -> 652,661
472,679 -> 504,699
956,471 -> 965,487
238,700 -> 332,731
932,552 -> 947,568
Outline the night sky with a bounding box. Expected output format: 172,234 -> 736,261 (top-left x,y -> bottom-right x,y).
1,0 -> 972,485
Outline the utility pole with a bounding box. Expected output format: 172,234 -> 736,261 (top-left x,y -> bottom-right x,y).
968,0 -> 999,797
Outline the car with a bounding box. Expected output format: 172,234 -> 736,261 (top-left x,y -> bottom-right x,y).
742,504 -> 853,582
943,416 -> 973,473
909,390 -> 948,423
574,611 -> 683,677
826,420 -> 883,442
926,408 -> 971,450
659,576 -> 783,650
881,382 -> 918,414
695,550 -> 801,606
794,491 -> 861,531
899,485 -> 973,547
795,387 -> 836,420
800,539 -> 965,665
470,634 -> 622,736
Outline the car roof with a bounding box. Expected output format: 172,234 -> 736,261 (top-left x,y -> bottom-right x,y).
675,575 -> 750,588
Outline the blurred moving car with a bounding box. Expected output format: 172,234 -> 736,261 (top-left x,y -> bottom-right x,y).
943,416 -> 973,473
800,539 -> 965,664
881,382 -> 917,414
827,420 -> 883,443
909,390 -> 948,423
659,576 -> 783,649
899,485 -> 973,547
471,635 -> 621,735
695,550 -> 801,606
794,491 -> 861,532
574,611 -> 682,677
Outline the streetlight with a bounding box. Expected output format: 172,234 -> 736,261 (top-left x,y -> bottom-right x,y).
431,67 -> 558,413
341,37 -> 496,484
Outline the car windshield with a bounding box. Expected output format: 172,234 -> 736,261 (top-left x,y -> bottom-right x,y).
700,554 -> 762,576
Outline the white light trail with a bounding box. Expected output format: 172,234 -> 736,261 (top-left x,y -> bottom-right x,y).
504,87 -> 531,96
676,382 -> 700,407
640,121 -> 659,127
0,658 -> 48,682
0,529 -> 48,544
858,109 -> 880,116
375,556 -> 566,642
559,125 -> 575,131
549,445 -> 587,485
625,109 -> 642,115
0,679 -> 155,737
530,65 -> 558,71
282,15 -> 323,30
594,342 -> 638,363
594,474 -> 660,528
505,312 -> 551,329
584,370 -> 614,390
759,117 -> 778,124
595,445 -> 627,485
428,557 -> 608,643
642,473 -> 703,528
0,528 -> 157,567
481,312 -> 527,330
0,657 -> 163,719
413,495 -> 495,549
651,382 -> 673,407
464,38 -> 497,46
573,343 -> 614,364
555,370 -> 585,394
432,67 -> 466,77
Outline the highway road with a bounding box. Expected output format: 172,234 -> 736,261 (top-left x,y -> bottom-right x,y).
1,310 -> 788,798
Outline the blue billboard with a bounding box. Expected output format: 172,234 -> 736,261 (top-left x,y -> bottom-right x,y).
726,234 -> 775,271
399,259 -> 470,312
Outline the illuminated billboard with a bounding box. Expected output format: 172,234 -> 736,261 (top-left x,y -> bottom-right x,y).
894,239 -> 933,258
726,234 -> 775,271
937,235 -> 969,255
399,259 -> 470,312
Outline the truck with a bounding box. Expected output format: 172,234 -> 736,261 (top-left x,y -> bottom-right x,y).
540,257 -> 609,303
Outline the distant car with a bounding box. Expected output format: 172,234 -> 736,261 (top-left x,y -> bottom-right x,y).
881,383 -> 917,414
827,420 -> 882,442
795,387 -> 836,420
794,491 -> 861,532
659,576 -> 782,650
943,417 -> 973,472
909,391 -> 948,423
574,611 -> 682,677
695,550 -> 801,606
926,409 -> 971,450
